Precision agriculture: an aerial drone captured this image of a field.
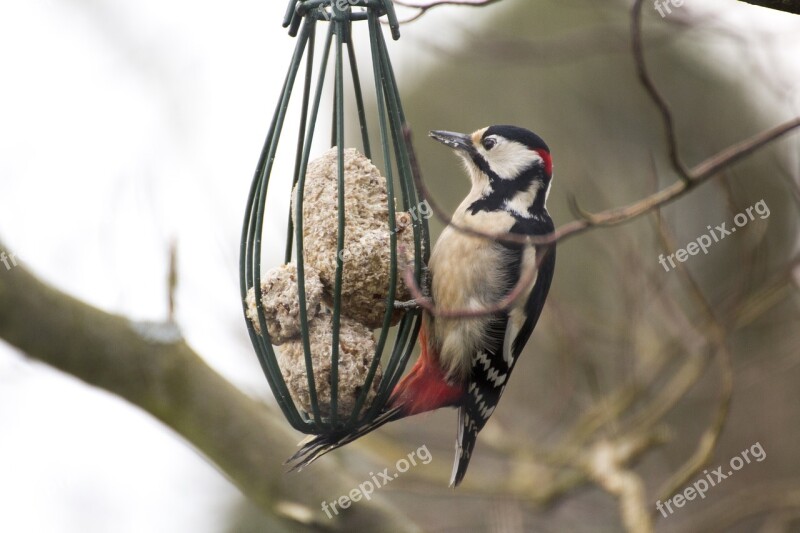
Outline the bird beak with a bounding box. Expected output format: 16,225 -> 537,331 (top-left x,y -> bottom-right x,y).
429,130 -> 473,152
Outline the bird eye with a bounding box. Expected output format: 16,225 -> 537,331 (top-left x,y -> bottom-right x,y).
482,137 -> 496,150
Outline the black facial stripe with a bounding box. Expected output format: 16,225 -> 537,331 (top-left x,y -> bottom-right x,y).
468,150 -> 500,182
467,165 -> 549,216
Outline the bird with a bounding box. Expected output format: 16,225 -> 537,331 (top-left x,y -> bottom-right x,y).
287,125 -> 556,487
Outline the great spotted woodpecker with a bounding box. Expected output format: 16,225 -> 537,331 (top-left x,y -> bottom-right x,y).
289,125 -> 556,487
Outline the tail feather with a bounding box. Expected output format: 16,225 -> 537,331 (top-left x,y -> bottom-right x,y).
449,406 -> 479,487
286,323 -> 466,473
285,405 -> 405,471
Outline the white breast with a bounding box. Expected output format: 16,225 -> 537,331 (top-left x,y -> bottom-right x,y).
426,196 -> 536,382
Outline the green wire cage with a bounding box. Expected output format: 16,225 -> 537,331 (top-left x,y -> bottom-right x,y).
240,0 -> 430,435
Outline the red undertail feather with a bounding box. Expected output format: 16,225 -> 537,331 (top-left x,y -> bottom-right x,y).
286,324 -> 462,471
388,325 -> 464,416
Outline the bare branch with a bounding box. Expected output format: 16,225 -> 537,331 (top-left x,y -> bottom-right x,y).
394,0 -> 504,23
583,435 -> 663,533
688,481 -> 800,533
167,239 -> 178,322
651,208 -> 734,504
737,1 -> 800,15
631,0 -> 691,181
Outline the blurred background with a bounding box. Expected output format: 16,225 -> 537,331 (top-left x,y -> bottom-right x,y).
1,0 -> 799,531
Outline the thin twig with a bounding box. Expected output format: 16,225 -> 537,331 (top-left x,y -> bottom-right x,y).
631,0 -> 691,181
167,239 -> 178,322
687,481 -> 800,533
652,210 -> 734,503
394,0 -> 504,23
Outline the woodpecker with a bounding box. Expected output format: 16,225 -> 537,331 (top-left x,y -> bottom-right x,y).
288,125 -> 556,487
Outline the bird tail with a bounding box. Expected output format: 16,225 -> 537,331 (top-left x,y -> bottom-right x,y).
285,405 -> 406,471
450,405 -> 479,487
286,324 -> 464,471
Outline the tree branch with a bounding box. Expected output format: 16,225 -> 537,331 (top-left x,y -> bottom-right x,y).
737,0 -> 800,15
631,0 -> 691,181
582,435 -> 663,533
394,0 -> 504,23
0,248 -> 420,533
651,207 -> 734,504
688,481 -> 800,532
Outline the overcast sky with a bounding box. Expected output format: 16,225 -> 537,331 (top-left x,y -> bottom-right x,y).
0,1 -> 499,531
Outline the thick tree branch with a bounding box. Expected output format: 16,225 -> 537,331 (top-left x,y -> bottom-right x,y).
0,250 -> 420,533
583,436 -> 661,533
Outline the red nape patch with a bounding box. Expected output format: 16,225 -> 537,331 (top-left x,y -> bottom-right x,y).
536,149 -> 553,176
388,328 -> 464,416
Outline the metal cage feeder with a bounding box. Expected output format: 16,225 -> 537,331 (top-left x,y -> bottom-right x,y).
240,0 -> 430,435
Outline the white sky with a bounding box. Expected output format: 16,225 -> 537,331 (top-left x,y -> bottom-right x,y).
0,1 -> 797,532
0,1 -> 502,531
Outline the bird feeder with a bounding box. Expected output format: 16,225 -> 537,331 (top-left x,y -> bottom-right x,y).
240,0 -> 430,435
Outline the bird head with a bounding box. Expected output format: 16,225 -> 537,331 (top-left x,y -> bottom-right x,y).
429,125 -> 552,216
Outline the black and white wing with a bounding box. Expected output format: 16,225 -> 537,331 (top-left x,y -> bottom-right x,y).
450,217 -> 556,487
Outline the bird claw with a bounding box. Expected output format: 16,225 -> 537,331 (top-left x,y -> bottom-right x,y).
394,299 -> 421,310
393,265 -> 432,310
